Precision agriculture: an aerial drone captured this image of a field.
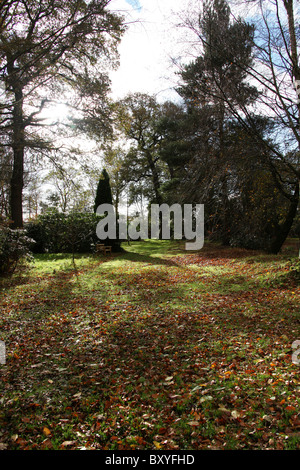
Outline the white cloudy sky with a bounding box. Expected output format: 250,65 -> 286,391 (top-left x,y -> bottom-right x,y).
107,0 -> 250,102
108,0 -> 194,102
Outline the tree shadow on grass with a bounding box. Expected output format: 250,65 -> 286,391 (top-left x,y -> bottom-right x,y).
117,250 -> 180,268
2,241 -> 299,449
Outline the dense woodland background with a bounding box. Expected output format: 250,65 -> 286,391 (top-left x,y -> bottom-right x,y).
1,0 -> 300,272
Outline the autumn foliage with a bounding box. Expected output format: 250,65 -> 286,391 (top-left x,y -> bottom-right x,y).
0,240 -> 299,450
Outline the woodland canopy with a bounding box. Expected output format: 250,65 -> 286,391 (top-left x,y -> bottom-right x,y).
0,0 -> 299,255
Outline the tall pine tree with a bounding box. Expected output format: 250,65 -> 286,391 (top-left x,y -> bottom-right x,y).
177,0 -> 299,253
177,0 -> 258,245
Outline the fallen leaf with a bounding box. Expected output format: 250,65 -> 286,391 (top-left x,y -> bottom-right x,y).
43,427 -> 51,437
61,440 -> 76,447
199,395 -> 213,403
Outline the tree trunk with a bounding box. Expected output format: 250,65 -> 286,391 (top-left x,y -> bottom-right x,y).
283,0 -> 300,147
220,173 -> 231,246
284,0 -> 300,83
218,102 -> 231,246
10,82 -> 25,228
269,182 -> 299,254
146,150 -> 163,205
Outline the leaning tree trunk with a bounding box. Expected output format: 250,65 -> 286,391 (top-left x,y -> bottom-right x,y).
10,82 -> 25,229
284,0 -> 300,258
269,182 -> 299,254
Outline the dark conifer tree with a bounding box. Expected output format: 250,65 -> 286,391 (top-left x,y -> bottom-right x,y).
94,169 -> 113,213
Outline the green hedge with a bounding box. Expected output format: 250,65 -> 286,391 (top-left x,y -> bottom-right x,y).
25,210 -> 122,254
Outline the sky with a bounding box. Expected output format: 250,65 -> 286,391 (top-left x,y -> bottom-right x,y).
108,0 -> 300,110
107,0 -> 254,103
108,0 -> 193,103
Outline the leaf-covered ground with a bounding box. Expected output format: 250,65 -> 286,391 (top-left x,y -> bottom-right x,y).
0,240 -> 299,450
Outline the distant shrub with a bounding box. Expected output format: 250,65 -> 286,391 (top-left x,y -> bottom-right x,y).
26,210 -> 99,253
0,223 -> 34,275
25,210 -> 122,254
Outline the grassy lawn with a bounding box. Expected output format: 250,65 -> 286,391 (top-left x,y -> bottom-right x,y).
0,240 -> 299,450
